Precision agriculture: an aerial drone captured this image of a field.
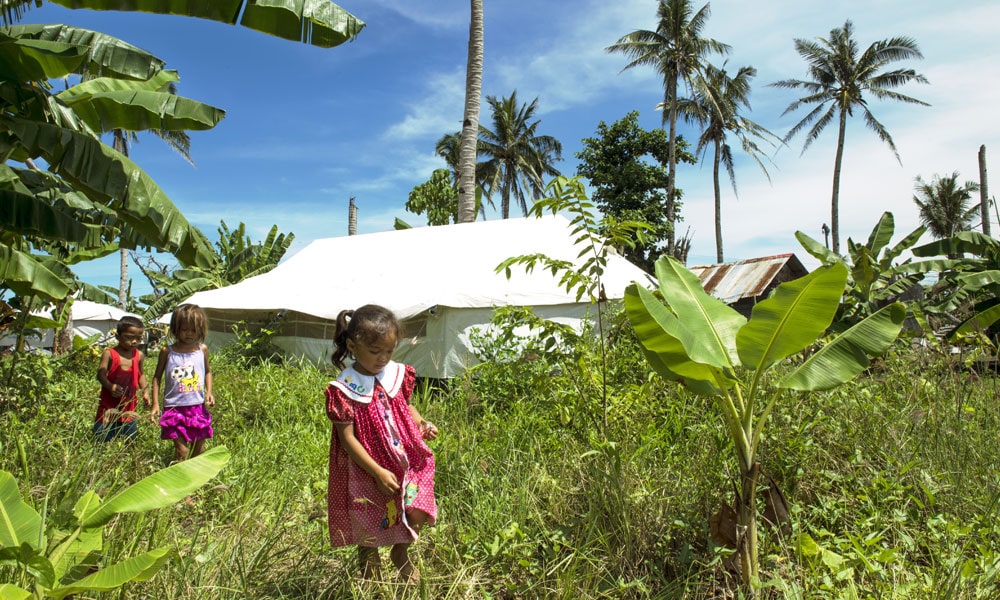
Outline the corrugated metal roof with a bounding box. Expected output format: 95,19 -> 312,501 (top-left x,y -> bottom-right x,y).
689,254 -> 808,304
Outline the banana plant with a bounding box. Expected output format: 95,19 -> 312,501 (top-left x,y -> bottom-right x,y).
140,221 -> 295,321
796,211 -> 926,332
907,231 -> 1000,338
0,446 -> 229,599
1,23 -> 224,305
625,257 -> 905,591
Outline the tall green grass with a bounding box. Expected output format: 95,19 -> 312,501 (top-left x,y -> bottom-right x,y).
1,335 -> 998,598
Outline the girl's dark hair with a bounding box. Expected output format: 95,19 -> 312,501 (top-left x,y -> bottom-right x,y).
117,315 -> 144,333
170,304 -> 209,343
331,304 -> 401,369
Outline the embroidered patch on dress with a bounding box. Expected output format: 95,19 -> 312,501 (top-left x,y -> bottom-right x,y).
380,499 -> 400,530
405,482 -> 419,506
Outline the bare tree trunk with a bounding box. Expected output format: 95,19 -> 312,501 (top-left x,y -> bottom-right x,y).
980,145 -> 990,237
665,76 -> 679,256
348,197 -> 358,235
830,109 -> 848,254
713,139 -> 723,263
118,248 -> 128,309
457,0 -> 484,224
52,298 -> 72,356
114,131 -> 130,309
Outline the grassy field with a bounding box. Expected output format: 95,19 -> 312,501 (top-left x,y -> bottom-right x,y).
1,326 -> 999,599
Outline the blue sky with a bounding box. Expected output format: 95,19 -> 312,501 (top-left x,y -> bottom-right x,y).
25,0 -> 1000,295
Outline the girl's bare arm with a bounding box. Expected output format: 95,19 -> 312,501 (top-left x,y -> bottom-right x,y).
334,422 -> 400,496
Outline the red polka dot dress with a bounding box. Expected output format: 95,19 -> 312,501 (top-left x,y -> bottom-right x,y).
325,361 -> 437,548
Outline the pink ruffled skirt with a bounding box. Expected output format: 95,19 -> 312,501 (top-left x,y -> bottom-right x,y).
160,404 -> 213,442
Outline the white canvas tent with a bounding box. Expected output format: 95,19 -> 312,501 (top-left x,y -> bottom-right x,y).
1,300 -> 140,349
182,215 -> 654,377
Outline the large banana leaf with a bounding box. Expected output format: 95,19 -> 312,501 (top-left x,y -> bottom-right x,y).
46,546 -> 172,600
50,0 -> 366,48
624,283 -> 725,394
952,301 -> 1000,338
0,170 -> 104,245
142,276 -> 217,320
894,256 -> 977,276
0,470 -> 41,550
4,116 -> 217,268
863,211 -> 894,257
79,446 -> 229,528
58,74 -> 226,134
954,270 -> 1000,292
912,230 -> 1000,258
779,302 -> 905,391
653,257 -> 745,369
0,31 -> 87,81
49,525 -> 100,583
0,245 -> 72,299
794,231 -> 840,265
0,583 -> 32,600
736,263 -> 847,372
6,24 -> 165,79
881,225 -> 926,268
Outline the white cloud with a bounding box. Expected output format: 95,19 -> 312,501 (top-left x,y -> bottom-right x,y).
382,69 -> 466,140
365,0 -> 470,29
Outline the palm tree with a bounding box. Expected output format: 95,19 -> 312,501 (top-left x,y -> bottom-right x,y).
771,20 -> 929,254
435,132 -> 462,185
457,0 -> 483,224
913,172 -> 981,240
606,0 -> 729,256
479,91 -> 563,218
676,62 -> 780,263
435,131 -> 492,218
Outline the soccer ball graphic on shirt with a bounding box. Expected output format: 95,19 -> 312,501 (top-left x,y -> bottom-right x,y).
169,364 -> 200,392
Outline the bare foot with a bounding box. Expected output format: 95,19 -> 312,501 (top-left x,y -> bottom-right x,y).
390,544 -> 418,582
359,546 -> 382,580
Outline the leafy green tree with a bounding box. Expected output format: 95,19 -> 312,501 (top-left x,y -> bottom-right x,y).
458,0 -> 483,223
406,168 -> 460,226
771,20 -> 929,254
912,172 -> 981,240
575,111 -> 693,272
497,176 -> 652,431
141,221 -> 294,320
606,0 -> 729,256
478,91 -> 563,219
676,62 -> 780,263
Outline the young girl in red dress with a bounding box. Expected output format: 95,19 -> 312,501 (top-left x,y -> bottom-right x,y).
325,304 -> 438,582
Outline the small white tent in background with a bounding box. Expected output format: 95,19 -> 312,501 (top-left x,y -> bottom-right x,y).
0,300 -> 140,349
182,215 -> 654,377
70,300 -> 140,343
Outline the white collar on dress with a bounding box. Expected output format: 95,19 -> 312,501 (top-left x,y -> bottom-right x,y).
329,360 -> 405,404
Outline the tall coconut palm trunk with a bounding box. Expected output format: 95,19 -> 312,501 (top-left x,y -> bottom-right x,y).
665,76 -> 679,256
830,109 -> 848,254
712,138 -> 723,262
458,0 -> 484,224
